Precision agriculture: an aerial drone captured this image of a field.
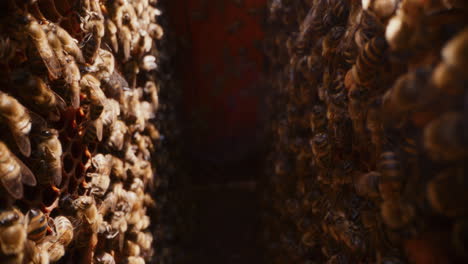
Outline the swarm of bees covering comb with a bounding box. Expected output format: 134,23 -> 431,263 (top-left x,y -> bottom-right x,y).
262,0 -> 468,263
0,0 -> 166,263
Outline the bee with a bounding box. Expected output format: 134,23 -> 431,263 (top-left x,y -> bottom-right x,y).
62,55 -> 82,108
34,128 -> 63,187
101,70 -> 128,101
24,239 -> 49,264
423,112 -> 466,162
100,99 -> 120,132
354,171 -> 380,199
382,67 -> 432,124
141,55 -> 157,71
347,84 -> 369,138
118,25 -> 132,62
53,216 -> 74,247
362,0 -> 398,19
21,14 -> 62,79
0,91 -> 32,157
366,98 -> 384,155
322,26 -> 346,58
442,27 -> 468,73
110,155 -> 127,181
38,239 -> 65,263
133,132 -> 153,160
143,81 -> 159,112
86,154 -> 112,197
106,19 -> 119,52
73,195 -> 101,232
26,209 -> 48,242
12,71 -> 66,121
0,37 -> 16,62
124,240 -> 141,257
452,219 -> 468,260
106,120 -> 127,151
351,36 -> 387,86
148,22 -> 164,40
81,13 -> 105,64
91,48 -> 115,81
126,256 -> 145,264
0,141 -> 36,199
0,208 -> 26,256
311,133 -> 332,170
95,252 -> 116,264
380,199 -> 415,230
427,166 -> 467,217
53,24 -> 85,63
310,104 -> 328,134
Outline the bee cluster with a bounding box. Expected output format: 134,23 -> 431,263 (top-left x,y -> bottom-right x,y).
0,0 -> 167,263
262,0 -> 468,263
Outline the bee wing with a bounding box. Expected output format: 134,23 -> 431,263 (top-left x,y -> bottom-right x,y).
44,147 -> 62,186
35,41 -> 62,80
70,82 -> 80,108
13,155 -> 37,186
12,131 -> 31,157
95,119 -> 103,142
1,173 -> 23,199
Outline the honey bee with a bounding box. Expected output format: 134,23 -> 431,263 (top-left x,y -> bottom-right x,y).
0,208 -> 26,256
347,84 -> 369,138
102,70 -> 128,100
119,25 -> 132,62
21,14 -> 62,79
133,132 -> 153,160
53,216 -> 74,247
311,133 -> 332,170
81,13 -> 105,64
34,128 -> 63,187
13,71 -> 66,121
382,68 -> 431,123
95,252 -> 116,264
452,219 -> 468,260
141,55 -> 157,71
143,81 -> 159,112
0,141 -> 36,199
60,55 -> 82,108
351,36 -> 387,86
110,155 -> 127,181
86,154 -> 112,197
106,120 -> 127,151
73,195 -> 102,232
91,48 -> 116,81
100,99 -> 120,131
423,112 -> 466,162
354,171 -> 380,199
322,26 -> 346,58
380,199 -> 415,230
24,239 -> 49,264
0,37 -> 16,62
80,74 -> 106,141
38,239 -> 65,263
427,166 -> 467,217
53,24 -> 85,63
106,19 -> 119,52
310,104 -> 328,134
366,98 -> 384,155
0,91 -> 32,157
148,23 -> 164,40
26,209 -> 48,242
126,256 -> 145,264
362,0 -> 398,19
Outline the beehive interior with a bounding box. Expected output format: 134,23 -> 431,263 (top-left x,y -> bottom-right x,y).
0,0 -> 468,263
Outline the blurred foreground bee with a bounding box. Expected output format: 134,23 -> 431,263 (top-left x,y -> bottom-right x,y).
351,36 -> 387,87
0,91 -> 32,157
26,209 -> 48,242
427,166 -> 467,217
0,141 -> 36,199
81,13 -> 105,64
423,112 -> 466,162
0,208 -> 26,256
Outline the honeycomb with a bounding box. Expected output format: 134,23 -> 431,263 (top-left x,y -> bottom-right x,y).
0,0 -> 165,263
262,0 -> 468,263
